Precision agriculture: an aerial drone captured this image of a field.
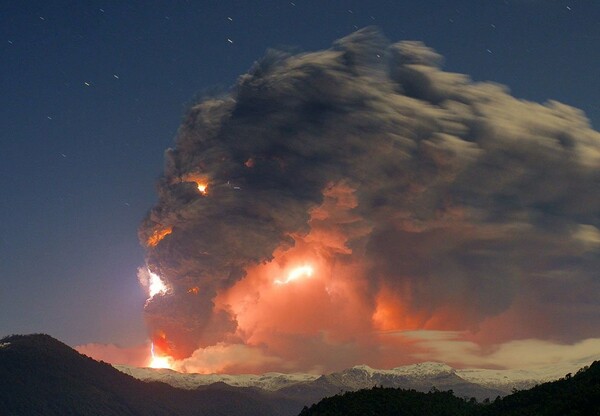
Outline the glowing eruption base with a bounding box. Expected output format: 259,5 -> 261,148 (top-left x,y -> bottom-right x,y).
149,342 -> 173,369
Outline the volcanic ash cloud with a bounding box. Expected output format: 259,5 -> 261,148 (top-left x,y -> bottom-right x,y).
138,28 -> 600,372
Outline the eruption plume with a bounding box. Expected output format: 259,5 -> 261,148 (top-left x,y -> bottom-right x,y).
139,28 -> 600,372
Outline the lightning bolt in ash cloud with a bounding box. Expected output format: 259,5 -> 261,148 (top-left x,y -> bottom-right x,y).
136,28 -> 600,373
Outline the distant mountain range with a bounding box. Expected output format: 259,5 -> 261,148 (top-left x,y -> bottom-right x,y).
1,334 -> 597,416
116,354 -> 598,402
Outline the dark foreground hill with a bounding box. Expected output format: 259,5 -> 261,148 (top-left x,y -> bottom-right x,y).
299,360 -> 600,416
0,334 -> 302,416
480,359 -> 600,416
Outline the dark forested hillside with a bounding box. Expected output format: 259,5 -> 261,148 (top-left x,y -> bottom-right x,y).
480,360 -> 600,416
0,334 -> 299,416
299,361 -> 600,416
298,387 -> 479,416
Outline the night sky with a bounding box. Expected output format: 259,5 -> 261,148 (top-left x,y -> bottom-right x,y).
1,1 -> 599,369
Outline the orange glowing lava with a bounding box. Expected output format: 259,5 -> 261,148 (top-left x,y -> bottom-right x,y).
147,226 -> 172,247
188,286 -> 200,295
149,342 -> 173,369
196,183 -> 207,194
274,265 -> 314,285
181,173 -> 209,195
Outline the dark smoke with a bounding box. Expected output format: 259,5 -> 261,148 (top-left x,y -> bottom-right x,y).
140,28 -> 600,364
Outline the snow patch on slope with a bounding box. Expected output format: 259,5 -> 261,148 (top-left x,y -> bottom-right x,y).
389,362 -> 455,377
348,362 -> 453,378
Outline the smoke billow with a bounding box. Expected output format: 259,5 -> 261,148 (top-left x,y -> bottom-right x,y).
139,28 -> 600,371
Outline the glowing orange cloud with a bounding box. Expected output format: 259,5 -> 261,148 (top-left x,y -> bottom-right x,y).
175,343 -> 286,374
209,181 -> 491,371
214,234 -> 380,370
146,226 -> 172,247
213,183 -> 383,369
372,286 -> 425,332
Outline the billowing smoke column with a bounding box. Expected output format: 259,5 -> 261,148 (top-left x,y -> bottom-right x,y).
139,28 -> 600,371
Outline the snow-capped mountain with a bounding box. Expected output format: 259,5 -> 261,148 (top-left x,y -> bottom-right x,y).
114,365 -> 319,391
115,356 -> 598,402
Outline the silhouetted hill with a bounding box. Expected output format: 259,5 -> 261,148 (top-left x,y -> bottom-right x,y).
0,334 -> 300,416
298,361 -> 600,416
298,387 -> 479,416
481,360 -> 600,416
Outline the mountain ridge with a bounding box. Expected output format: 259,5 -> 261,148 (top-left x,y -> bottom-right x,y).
115,355 -> 597,401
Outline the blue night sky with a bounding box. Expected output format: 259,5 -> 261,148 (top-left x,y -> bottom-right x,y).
1,0 -> 599,349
